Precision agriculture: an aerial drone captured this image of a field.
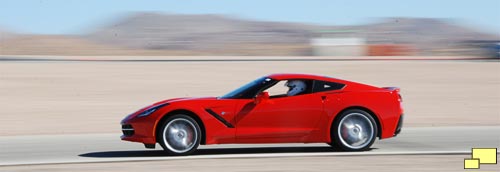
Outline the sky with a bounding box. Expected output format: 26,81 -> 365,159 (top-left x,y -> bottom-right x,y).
0,0 -> 499,34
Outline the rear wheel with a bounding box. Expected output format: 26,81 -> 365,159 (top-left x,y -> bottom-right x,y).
330,109 -> 377,151
158,114 -> 201,155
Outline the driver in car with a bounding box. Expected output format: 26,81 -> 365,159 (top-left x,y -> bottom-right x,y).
285,80 -> 306,96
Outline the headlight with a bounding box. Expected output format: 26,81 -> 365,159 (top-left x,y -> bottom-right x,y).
136,103 -> 169,118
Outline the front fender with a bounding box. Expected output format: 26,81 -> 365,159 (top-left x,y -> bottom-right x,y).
152,103 -> 236,144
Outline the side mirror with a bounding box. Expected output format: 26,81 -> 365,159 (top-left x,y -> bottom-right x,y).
254,92 -> 269,104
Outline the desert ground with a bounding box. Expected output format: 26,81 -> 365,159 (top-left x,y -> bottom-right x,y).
0,58 -> 498,136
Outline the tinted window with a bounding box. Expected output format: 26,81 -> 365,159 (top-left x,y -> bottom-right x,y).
264,79 -> 313,98
312,80 -> 345,92
220,77 -> 276,99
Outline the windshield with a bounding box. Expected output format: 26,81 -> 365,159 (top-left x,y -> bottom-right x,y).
220,77 -> 275,99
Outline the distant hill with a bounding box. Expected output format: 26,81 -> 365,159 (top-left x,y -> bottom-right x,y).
85,13 -> 499,55
1,13 -> 498,56
84,13 -> 318,55
0,28 -> 17,40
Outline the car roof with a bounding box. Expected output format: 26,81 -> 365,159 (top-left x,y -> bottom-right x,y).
266,73 -> 380,90
267,73 -> 337,81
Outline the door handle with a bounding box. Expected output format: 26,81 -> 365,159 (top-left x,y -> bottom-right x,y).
321,96 -> 327,100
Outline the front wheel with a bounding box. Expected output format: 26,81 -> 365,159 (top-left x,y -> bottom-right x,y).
330,109 -> 377,151
158,114 -> 201,155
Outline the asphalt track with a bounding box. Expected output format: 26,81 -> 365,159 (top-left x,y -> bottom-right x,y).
1,126 -> 499,166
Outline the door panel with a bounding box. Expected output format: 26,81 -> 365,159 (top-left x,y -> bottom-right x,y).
235,93 -> 324,143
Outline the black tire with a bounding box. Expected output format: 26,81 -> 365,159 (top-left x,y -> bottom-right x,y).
158,114 -> 201,155
330,109 -> 377,151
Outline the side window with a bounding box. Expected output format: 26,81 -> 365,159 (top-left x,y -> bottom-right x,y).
265,80 -> 289,98
263,79 -> 313,98
313,80 -> 345,92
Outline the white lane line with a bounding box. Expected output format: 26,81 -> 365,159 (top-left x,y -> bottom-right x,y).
0,150 -> 477,166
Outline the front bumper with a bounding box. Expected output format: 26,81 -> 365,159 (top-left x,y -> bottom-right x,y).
120,123 -> 156,144
120,116 -> 157,144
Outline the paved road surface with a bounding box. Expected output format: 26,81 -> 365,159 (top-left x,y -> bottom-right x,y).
1,126 -> 498,166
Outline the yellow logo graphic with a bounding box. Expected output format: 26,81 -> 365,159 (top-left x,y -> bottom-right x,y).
464,148 -> 497,169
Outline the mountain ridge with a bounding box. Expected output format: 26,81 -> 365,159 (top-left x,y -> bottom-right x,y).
1,13 -> 498,56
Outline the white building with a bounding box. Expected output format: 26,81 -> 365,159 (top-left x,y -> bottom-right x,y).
310,30 -> 366,56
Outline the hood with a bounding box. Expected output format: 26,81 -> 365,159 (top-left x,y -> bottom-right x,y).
123,96 -> 218,122
140,96 -> 217,112
152,96 -> 217,105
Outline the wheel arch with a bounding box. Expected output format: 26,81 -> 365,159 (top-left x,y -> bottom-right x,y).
155,109 -> 206,145
331,106 -> 382,139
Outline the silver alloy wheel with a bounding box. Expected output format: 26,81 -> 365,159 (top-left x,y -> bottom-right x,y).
162,118 -> 198,153
337,112 -> 374,150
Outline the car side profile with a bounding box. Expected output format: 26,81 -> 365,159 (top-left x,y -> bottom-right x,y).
120,73 -> 404,155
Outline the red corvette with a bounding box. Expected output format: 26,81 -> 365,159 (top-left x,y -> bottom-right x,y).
121,73 -> 403,155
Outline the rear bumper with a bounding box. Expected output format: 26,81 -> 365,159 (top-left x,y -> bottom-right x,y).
394,114 -> 404,136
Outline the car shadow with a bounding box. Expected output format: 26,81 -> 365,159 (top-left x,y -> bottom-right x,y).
79,146 -> 377,158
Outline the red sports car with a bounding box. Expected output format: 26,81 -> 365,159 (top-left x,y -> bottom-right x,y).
121,73 -> 403,155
